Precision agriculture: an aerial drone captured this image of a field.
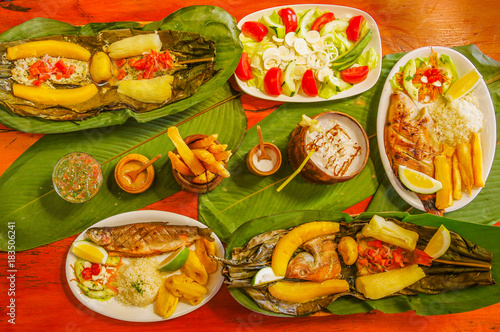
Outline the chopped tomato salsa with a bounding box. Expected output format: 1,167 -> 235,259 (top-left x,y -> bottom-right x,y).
28,57 -> 76,86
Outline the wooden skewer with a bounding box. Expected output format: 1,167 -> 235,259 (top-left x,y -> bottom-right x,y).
176,57 -> 215,65
433,258 -> 492,270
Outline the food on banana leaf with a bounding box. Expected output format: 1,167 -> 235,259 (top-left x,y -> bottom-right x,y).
0,29 -> 216,120
220,215 -> 494,316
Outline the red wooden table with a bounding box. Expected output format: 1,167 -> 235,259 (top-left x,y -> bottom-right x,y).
1,0 -> 500,331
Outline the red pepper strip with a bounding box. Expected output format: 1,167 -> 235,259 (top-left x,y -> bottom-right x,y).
311,12 -> 335,31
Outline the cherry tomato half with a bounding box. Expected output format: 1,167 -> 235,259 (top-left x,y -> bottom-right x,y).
241,21 -> 268,42
264,67 -> 283,97
81,267 -> 92,280
278,7 -> 298,34
341,66 -> 370,84
235,52 -> 253,81
301,69 -> 318,97
346,15 -> 365,41
91,263 -> 101,275
311,12 -> 335,32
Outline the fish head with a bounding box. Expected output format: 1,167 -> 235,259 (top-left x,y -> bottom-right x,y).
86,227 -> 112,246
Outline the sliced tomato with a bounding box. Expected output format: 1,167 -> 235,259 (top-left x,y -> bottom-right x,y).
301,69 -> 318,97
264,67 -> 282,96
341,66 -> 369,84
241,21 -> 268,42
311,12 -> 335,31
346,15 -> 365,41
235,52 -> 253,81
278,7 -> 297,34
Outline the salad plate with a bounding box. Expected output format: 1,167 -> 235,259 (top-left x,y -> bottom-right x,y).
235,4 -> 382,102
65,210 -> 224,322
377,46 -> 496,213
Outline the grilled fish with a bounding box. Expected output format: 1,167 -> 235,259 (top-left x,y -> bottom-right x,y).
86,222 -> 213,257
385,91 -> 443,215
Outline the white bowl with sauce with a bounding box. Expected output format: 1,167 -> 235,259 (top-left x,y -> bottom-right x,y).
246,143 -> 282,176
287,112 -> 370,184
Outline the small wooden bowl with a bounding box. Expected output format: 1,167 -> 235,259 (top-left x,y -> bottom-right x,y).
114,154 -> 155,194
287,111 -> 369,184
172,134 -> 225,194
246,142 -> 282,176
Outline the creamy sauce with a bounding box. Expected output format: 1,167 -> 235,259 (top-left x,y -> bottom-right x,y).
119,160 -> 148,188
252,147 -> 279,173
305,114 -> 366,177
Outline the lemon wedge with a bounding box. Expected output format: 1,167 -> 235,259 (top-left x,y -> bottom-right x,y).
444,68 -> 482,102
424,225 -> 451,259
158,246 -> 190,272
398,165 -> 443,194
252,267 -> 284,286
71,240 -> 108,264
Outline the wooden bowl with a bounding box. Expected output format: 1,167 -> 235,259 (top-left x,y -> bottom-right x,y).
172,134 -> 225,194
114,153 -> 155,194
287,111 -> 369,184
246,142 -> 282,176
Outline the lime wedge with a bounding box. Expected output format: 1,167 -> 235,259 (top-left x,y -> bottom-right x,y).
71,240 -> 108,264
398,165 -> 443,194
158,246 -> 190,272
251,267 -> 284,286
444,68 -> 482,102
424,225 -> 451,259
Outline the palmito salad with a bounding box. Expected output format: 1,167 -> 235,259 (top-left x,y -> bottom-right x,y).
235,7 -> 379,99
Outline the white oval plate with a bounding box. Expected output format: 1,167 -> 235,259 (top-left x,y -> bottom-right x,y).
377,46 -> 496,213
235,4 -> 382,102
65,210 -> 224,322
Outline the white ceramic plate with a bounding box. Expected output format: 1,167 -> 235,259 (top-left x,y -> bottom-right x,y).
377,46 -> 496,213
236,4 -> 382,102
65,210 -> 224,322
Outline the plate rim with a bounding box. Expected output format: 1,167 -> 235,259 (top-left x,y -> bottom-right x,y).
64,210 -> 225,322
235,3 -> 382,103
376,45 -> 497,213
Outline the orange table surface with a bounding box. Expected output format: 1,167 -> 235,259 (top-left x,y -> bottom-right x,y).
1,0 -> 499,331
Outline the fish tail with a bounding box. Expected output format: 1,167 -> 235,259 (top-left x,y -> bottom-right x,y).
418,194 -> 443,217
200,227 -> 214,241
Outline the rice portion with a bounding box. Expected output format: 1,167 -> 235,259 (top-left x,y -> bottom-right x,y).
427,93 -> 484,146
115,257 -> 163,307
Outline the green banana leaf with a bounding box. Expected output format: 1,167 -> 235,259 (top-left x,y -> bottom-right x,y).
0,5 -> 242,133
366,45 -> 500,225
199,45 -> 500,241
225,210 -> 500,316
0,83 -> 246,251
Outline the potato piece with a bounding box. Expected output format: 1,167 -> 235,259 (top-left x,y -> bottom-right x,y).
213,150 -> 232,162
192,149 -> 217,164
441,144 -> 455,157
182,294 -> 204,306
165,273 -> 208,298
456,142 -> 474,195
168,151 -> 194,176
189,134 -> 218,149
361,215 -> 418,251
12,83 -> 98,106
356,264 -> 426,300
207,144 -> 228,154
191,171 -> 216,184
471,133 -> 484,188
434,155 -> 452,210
268,279 -> 349,303
107,33 -> 162,59
181,249 -> 208,285
202,161 -> 230,179
338,236 -> 358,265
154,280 -> 179,319
195,238 -> 218,274
90,52 -> 112,83
452,153 -> 462,200
117,75 -> 173,103
167,127 -> 206,176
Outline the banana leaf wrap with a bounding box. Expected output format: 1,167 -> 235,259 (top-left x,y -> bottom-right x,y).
0,29 -> 216,120
220,218 -> 494,316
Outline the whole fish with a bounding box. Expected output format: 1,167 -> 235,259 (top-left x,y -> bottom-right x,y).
86,222 -> 213,256
385,91 -> 443,216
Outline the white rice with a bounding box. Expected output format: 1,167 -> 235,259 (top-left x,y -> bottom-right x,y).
115,257 -> 163,307
427,93 -> 484,146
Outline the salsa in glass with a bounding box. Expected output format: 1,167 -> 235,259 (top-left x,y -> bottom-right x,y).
52,152 -> 103,203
